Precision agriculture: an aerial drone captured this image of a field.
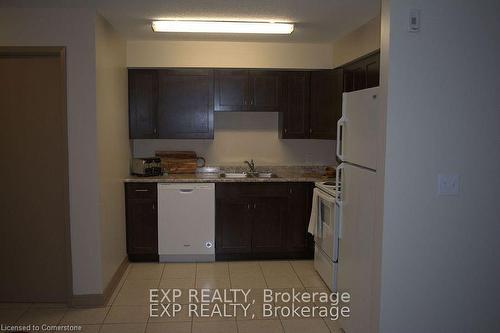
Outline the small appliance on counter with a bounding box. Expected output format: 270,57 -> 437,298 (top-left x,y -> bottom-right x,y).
131,157 -> 162,176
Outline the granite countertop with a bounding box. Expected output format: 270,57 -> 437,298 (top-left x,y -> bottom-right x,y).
124,166 -> 334,183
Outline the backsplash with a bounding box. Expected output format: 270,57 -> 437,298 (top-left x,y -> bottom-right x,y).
132,112 -> 336,166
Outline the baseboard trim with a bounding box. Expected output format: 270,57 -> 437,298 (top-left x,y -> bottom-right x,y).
70,257 -> 129,307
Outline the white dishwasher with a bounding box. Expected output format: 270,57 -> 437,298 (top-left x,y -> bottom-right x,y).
157,183 -> 215,262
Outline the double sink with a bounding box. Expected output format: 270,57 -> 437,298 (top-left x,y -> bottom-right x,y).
219,172 -> 278,179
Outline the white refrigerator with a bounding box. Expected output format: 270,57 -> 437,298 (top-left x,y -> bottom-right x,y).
336,87 -> 379,333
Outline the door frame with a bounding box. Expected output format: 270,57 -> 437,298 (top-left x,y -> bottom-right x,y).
0,46 -> 72,303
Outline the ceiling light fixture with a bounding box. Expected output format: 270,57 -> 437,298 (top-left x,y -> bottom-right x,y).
151,20 -> 294,34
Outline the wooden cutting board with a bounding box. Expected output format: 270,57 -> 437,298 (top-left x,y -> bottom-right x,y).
155,151 -> 204,174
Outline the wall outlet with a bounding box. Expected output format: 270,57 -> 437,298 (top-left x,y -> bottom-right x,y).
437,173 -> 460,195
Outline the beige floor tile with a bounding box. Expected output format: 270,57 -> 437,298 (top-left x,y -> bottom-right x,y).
104,305 -> 149,324
163,263 -> 196,279
228,261 -> 261,274
260,261 -> 295,277
323,317 -> 343,333
298,273 -> 327,288
127,263 -> 164,280
0,307 -> 29,325
16,307 -> 67,326
114,280 -> 159,306
59,307 -> 109,325
191,302 -> 236,322
148,304 -> 191,323
100,323 -> 146,333
238,319 -> 284,333
192,319 -> 237,333
281,319 -> 330,333
195,277 -> 230,289
289,260 -> 315,275
159,277 -> 195,289
236,303 -> 277,320
230,274 -> 267,288
265,274 -> 303,289
196,262 -> 229,278
146,322 -> 191,333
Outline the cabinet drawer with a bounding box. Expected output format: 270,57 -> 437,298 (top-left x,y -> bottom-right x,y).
125,183 -> 157,199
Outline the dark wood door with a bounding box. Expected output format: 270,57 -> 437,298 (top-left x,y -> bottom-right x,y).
343,51 -> 380,92
248,71 -> 282,112
251,196 -> 288,253
157,69 -> 214,139
286,183 -> 314,255
214,69 -> 249,111
215,196 -> 253,255
310,69 -> 342,139
125,183 -> 158,261
128,69 -> 158,138
280,72 -> 310,138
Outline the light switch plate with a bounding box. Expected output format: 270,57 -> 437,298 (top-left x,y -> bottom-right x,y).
438,173 -> 460,195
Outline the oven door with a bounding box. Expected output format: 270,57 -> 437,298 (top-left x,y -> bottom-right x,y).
313,188 -> 339,263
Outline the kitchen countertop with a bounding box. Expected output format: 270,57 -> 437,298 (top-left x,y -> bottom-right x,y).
124,165 -> 334,183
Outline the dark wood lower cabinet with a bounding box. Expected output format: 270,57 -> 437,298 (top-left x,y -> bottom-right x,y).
215,182 -> 314,260
125,183 -> 158,262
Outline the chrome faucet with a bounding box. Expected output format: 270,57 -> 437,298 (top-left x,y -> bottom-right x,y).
244,159 -> 256,174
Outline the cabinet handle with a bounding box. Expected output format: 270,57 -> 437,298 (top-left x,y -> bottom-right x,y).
247,203 -> 250,210
289,188 -> 293,194
135,189 -> 149,192
152,203 -> 155,210
284,128 -> 288,134
309,128 -> 313,134
153,128 -> 157,134
253,203 -> 257,209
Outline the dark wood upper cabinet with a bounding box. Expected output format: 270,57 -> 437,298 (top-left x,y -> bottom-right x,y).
157,69 -> 214,139
309,68 -> 343,140
214,69 -> 282,112
279,72 -> 310,139
128,70 -> 158,139
343,51 -> 380,92
214,69 -> 249,112
248,71 -> 282,112
125,183 -> 158,262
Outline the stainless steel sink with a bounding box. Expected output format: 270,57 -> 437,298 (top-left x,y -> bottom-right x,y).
219,172 -> 278,179
219,172 -> 248,178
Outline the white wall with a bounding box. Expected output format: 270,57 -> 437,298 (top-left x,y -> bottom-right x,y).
127,40 -> 333,69
128,40 -> 336,165
378,1 -> 500,332
133,113 -> 336,166
95,15 -> 129,290
0,8 -> 103,295
331,16 -> 381,68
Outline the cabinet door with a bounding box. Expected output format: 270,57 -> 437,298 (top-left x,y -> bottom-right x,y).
280,72 -> 310,138
251,196 -> 288,254
343,52 -> 380,92
310,69 -> 342,139
286,183 -> 314,255
248,71 -> 282,112
125,183 -> 158,261
215,196 -> 253,255
128,70 -> 158,139
157,69 -> 214,139
214,69 -> 249,111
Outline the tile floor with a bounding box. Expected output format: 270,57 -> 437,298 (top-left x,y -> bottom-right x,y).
0,260 -> 343,333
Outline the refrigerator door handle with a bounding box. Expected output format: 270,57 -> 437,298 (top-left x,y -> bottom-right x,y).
337,117 -> 346,160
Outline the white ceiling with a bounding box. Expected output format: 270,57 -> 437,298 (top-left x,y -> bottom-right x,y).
1,0 -> 380,43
